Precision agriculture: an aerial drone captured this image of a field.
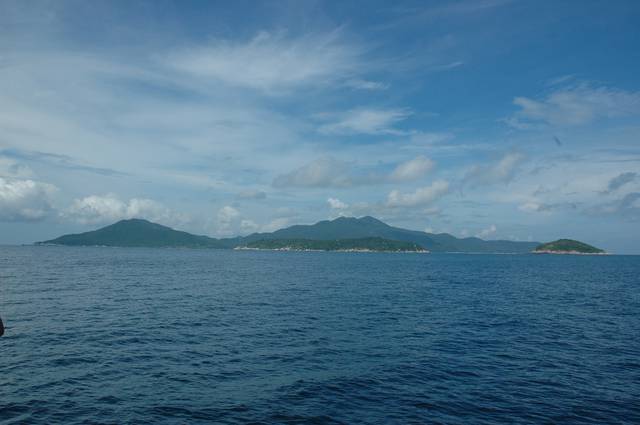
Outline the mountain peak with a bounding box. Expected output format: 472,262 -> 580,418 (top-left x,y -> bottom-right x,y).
115,218 -> 153,224
358,216 -> 386,225
332,216 -> 357,222
108,218 -> 166,230
329,216 -> 386,225
39,218 -> 222,248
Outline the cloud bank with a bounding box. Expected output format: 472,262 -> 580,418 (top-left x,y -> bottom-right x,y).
0,177 -> 57,221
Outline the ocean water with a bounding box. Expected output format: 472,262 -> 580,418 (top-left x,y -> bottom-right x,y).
1,246 -> 639,424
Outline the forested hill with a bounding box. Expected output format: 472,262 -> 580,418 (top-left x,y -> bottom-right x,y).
39,216 -> 540,253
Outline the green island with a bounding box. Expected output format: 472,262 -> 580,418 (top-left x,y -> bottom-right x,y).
37,218 -> 609,255
533,239 -> 606,255
36,216 -> 543,253
37,219 -> 225,248
237,237 -> 428,253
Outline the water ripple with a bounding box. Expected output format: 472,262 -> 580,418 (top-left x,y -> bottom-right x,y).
1,247 -> 639,424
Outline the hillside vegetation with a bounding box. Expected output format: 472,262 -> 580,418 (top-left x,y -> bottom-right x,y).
240,237 -> 427,252
534,239 -> 605,254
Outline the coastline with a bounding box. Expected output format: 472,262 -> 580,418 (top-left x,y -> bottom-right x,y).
532,250 -> 609,255
234,246 -> 429,253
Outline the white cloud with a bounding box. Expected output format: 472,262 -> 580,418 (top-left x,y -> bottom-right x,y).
327,197 -> 350,218
387,180 -> 449,207
0,177 -> 57,221
516,201 -> 577,214
261,217 -> 291,233
430,61 -> 464,71
273,157 -> 353,188
166,30 -> 362,93
390,155 -> 434,181
64,194 -> 186,226
215,205 -> 241,236
327,197 -> 348,209
476,224 -> 497,239
344,79 -> 388,91
217,205 -> 240,221
485,151 -> 639,220
318,108 -> 411,135
546,74 -> 576,87
274,155 -> 436,188
518,202 -> 543,213
510,83 -> 640,127
464,152 -> 525,186
407,131 -> 454,146
212,206 -> 262,236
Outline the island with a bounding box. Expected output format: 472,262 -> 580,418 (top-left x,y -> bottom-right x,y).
37,216 -> 543,253
37,218 -> 227,248
235,237 -> 428,253
533,239 -> 606,255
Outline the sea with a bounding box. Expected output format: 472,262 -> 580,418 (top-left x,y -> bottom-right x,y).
1,246 -> 639,424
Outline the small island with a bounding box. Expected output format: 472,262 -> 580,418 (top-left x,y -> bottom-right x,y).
533,239 -> 606,255
236,237 -> 428,253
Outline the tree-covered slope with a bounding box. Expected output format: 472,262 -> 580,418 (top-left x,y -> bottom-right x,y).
239,216 -> 538,253
534,239 -> 605,254
38,219 -> 224,248
239,237 -> 427,252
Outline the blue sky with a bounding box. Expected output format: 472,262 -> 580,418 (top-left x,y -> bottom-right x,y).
1,0 -> 639,253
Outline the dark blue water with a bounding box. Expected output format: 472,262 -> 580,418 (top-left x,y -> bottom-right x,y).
1,247 -> 639,424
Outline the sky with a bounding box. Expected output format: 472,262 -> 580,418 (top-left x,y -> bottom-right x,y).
1,0 -> 639,253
